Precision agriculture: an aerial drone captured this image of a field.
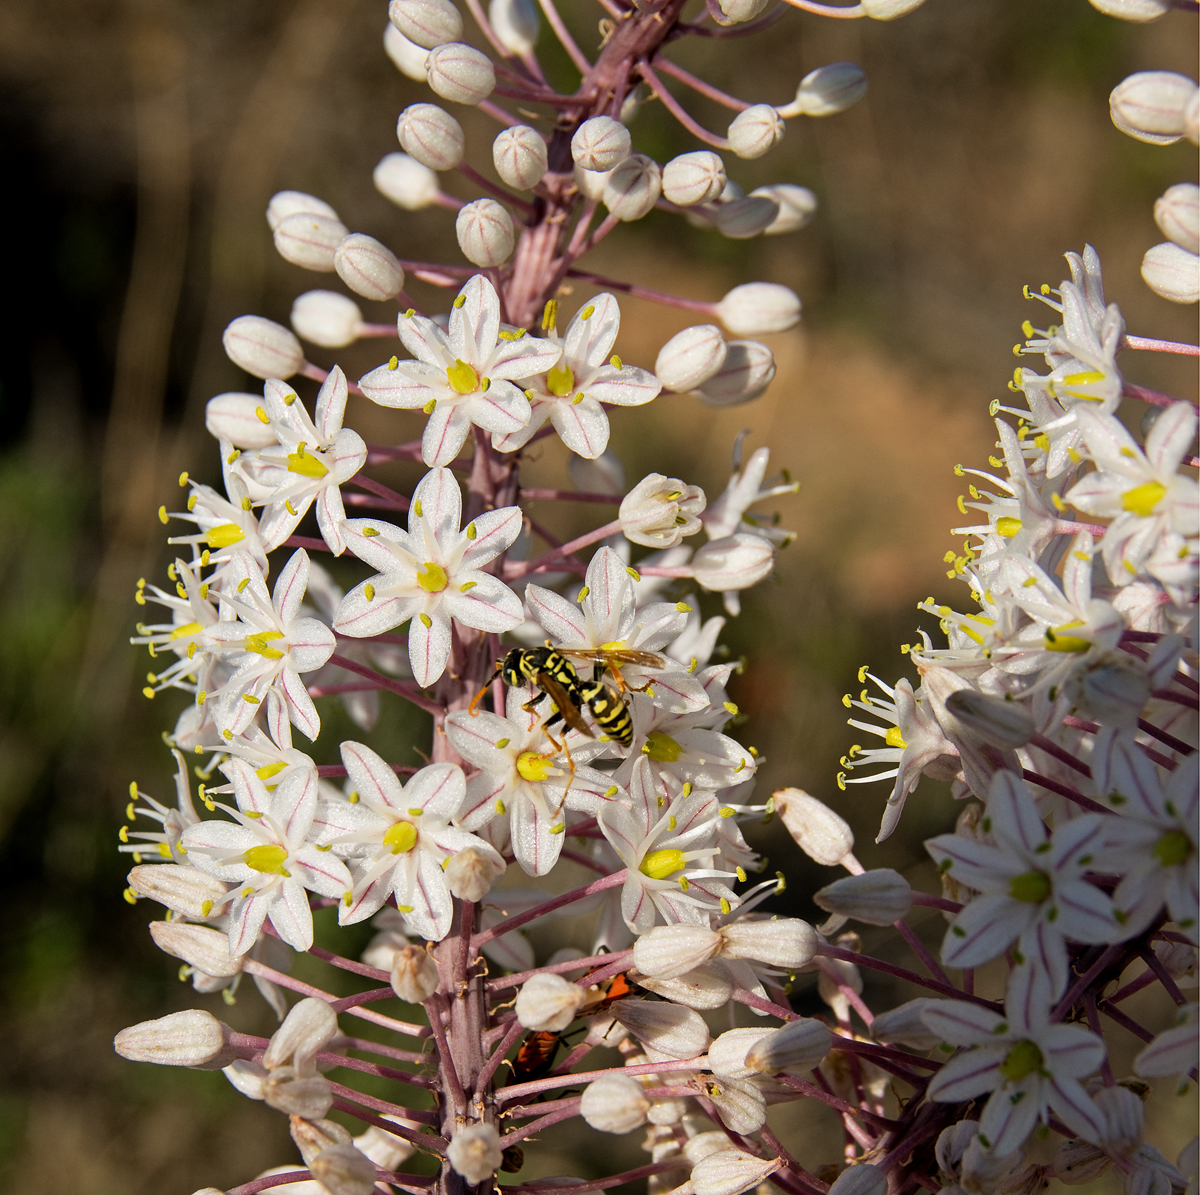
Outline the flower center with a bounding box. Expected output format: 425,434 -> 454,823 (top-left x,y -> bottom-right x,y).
546,360 -> 576,398
244,844 -> 289,875
644,731 -> 682,763
999,1039 -> 1044,1083
384,821 -> 419,855
287,444 -> 329,478
1009,870 -> 1051,903
245,630 -> 285,658
417,562 -> 449,593
885,727 -> 907,750
206,523 -> 245,548
516,751 -> 555,782
1121,480 -> 1166,517
1153,829 -> 1191,867
446,358 -> 480,394
640,848 -> 686,880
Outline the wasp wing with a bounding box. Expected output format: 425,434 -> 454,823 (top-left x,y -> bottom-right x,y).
535,672 -> 594,739
558,648 -> 667,669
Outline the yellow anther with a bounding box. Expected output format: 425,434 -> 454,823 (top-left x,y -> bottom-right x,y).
682,782 -> 693,797
719,898 -> 731,914
285,500 -> 298,516
414,500 -> 423,517
626,567 -> 640,581
255,406 -> 270,424
577,586 -> 590,602
460,581 -> 477,591
724,701 -> 738,715
495,799 -> 507,815
580,304 -> 595,320
419,612 -> 433,628
496,738 -> 510,748
158,505 -> 169,525
610,354 -> 622,370
548,823 -> 566,835
542,299 -> 558,331
364,583 -> 375,602
388,356 -> 399,370
454,294 -> 466,309
423,398 -> 436,414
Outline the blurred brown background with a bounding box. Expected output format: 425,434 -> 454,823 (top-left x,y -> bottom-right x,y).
0,0 -> 1196,1191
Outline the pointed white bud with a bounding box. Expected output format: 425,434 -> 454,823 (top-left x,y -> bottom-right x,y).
872,997 -> 944,1050
273,211 -> 349,272
1095,1084 -> 1145,1155
398,103 -> 465,171
615,999 -> 711,1059
1110,71 -> 1199,145
745,1016 -> 833,1074
603,154 -> 662,221
375,152 -> 440,210
456,198 -> 516,266
727,105 -> 784,160
128,863 -> 231,918
771,788 -> 854,866
718,918 -> 817,969
264,1071 -> 335,1118
580,1072 -> 651,1133
633,924 -> 722,979
265,997 -> 338,1072
708,1027 -> 771,1078
655,325 -> 728,391
150,920 -> 243,979
827,1163 -> 886,1195
714,196 -> 779,239
267,190 -> 339,232
662,151 -> 727,206
114,1009 -> 239,1070
355,1117 -> 418,1171
516,972 -> 585,1031
750,185 -> 817,235
384,23 -> 430,79
692,1149 -> 780,1195
571,116 -> 632,171
205,392 -> 279,448
291,1117 -> 353,1168
388,0 -> 462,48
620,473 -> 706,547
493,125 -> 548,190
309,1144 -> 379,1195
861,0 -> 926,16
684,1132 -> 740,1165
490,0 -> 540,53
815,869 -> 912,926
1142,241 -> 1200,304
691,534 -> 774,593
447,1123 -> 502,1184
693,340 -> 776,407
707,1076 -> 767,1133
223,315 -> 305,380
291,290 -> 365,348
445,846 -> 505,901
390,944 -> 441,1003
570,448 -> 625,495
335,234 -> 405,301
632,962 -> 733,1010
783,63 -> 868,117
716,282 -> 801,334
574,165 -> 611,201
426,43 -> 496,105
943,688 -> 1034,749
1088,0 -> 1169,18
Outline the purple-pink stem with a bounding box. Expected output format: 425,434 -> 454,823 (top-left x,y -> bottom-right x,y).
486,948 -> 634,992
894,918 -> 953,986
500,1099 -> 585,1144
1123,334 -> 1200,356
520,487 -> 621,503
1029,731 -> 1092,778
320,1048 -> 436,1092
284,534 -> 332,553
776,1073 -> 903,1131
477,98 -> 523,127
566,267 -> 718,313
910,891 -> 962,913
496,1056 -> 707,1104
505,519 -> 624,577
359,322 -> 400,337
816,957 -> 876,1026
1108,966 -> 1159,1004
298,361 -> 366,396
679,5 -> 787,36
316,762 -> 418,778
351,472 -> 411,510
758,1126 -> 830,1194
1139,946 -> 1189,1006
1052,941 -> 1126,1020
1060,715 -> 1179,770
503,1160 -> 688,1195
342,1035 -> 428,1065
475,1014 -> 527,1093
1122,381 -> 1189,408
330,1082 -> 448,1146
1137,716 -> 1193,756
456,161 -> 538,214
328,654 -> 443,716
1021,767 -> 1111,814
471,869 -> 627,948
638,60 -> 731,149
425,992 -> 470,1116
367,440 -> 425,462
652,56 -> 751,112
1096,998 -> 1155,1043
815,945 -> 1000,1010
533,0 -> 590,73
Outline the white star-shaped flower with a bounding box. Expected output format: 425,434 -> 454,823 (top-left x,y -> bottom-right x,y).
358,274 -> 561,466
333,467 -> 524,688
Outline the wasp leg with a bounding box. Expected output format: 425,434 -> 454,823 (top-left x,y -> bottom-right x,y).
468,662 -> 504,716
543,726 -> 577,819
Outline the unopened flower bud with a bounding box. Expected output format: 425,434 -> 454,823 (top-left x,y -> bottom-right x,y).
456,198 -> 516,266
447,1123 -> 502,1184
632,962 -> 733,1010
692,1149 -> 780,1195
693,340 -> 776,406
426,43 -> 496,105
580,1072 -> 650,1133
267,190 -> 339,232
827,1163 -> 886,1195
150,920 -> 242,979
114,1009 -> 239,1070
818,954 -> 862,1020
334,234 -> 405,301
291,290 -> 365,348
291,1116 -> 352,1168
727,105 -> 784,160
309,1144 -> 378,1195
205,392 -> 280,448
750,184 -> 817,235
398,103 -> 465,171
716,0 -> 769,22
355,1117 -> 418,1171
1095,1084 -> 1144,1155
633,924 -> 723,980
1186,89 -> 1199,144
1089,0 -> 1168,18
943,688 -> 1035,749
1155,184 -> 1200,255
490,0 -> 540,54
655,325 -> 728,391
620,474 -> 706,547
771,788 -> 854,866
615,999 -> 711,1059
273,211 -> 349,272
708,1027 -> 771,1078
871,997 -> 944,1050
390,944 -> 441,1003
1142,241 -> 1200,304
375,152 -> 440,210
662,151 -> 727,206
745,1016 -> 833,1074
785,63 -> 868,117
603,154 -> 662,221
265,997 -> 338,1073
493,125 -> 548,190
264,1071 -> 335,1118
388,0 -> 462,48
685,1132 -> 740,1165
384,23 -> 430,80
516,972 -> 585,1031
223,315 -> 305,379
691,534 -> 774,593
128,863 -> 231,918
1073,650 -> 1153,726
574,165 -> 611,201
572,116 -> 632,171
1110,71 -> 1199,145
706,1077 -> 767,1134
716,282 -> 801,334
719,918 -> 817,969
1053,1137 -> 1111,1185
569,448 -> 625,494
714,196 -> 779,239
445,846 -> 505,901
816,869 -> 911,927
861,0 -> 926,16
